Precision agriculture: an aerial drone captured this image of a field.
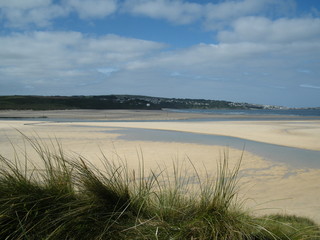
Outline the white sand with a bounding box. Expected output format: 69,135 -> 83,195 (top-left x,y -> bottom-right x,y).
67,120 -> 320,151
1,112 -> 320,223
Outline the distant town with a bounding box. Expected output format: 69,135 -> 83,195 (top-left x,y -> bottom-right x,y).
0,95 -> 298,110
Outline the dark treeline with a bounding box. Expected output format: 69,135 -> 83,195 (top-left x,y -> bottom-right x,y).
0,95 -> 248,110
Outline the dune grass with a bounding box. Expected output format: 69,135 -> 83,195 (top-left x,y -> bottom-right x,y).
0,135 -> 319,239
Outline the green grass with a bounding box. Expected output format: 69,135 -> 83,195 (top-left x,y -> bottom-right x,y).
0,136 -> 319,239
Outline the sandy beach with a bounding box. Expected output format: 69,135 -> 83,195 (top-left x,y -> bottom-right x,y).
0,109 -> 320,223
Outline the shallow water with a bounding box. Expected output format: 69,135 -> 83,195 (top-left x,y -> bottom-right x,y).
111,127 -> 320,169
2,115 -> 319,169
167,108 -> 320,117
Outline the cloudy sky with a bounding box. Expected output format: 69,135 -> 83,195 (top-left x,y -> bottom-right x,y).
0,0 -> 320,107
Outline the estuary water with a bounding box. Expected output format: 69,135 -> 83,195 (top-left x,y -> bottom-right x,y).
108,109 -> 320,169
113,127 -> 320,169
166,108 -> 320,116
1,108 -> 319,169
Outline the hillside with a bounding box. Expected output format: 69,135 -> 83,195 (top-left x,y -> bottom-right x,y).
0,95 -> 275,110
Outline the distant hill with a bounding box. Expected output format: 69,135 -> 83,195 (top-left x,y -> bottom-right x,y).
0,95 -> 279,110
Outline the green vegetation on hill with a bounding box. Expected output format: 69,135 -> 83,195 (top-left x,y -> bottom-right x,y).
0,135 -> 319,239
0,95 -> 257,110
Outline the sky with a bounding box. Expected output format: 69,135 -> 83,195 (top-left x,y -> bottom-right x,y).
0,0 -> 320,107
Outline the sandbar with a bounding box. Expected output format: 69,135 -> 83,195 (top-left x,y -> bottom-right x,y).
69,120 -> 320,151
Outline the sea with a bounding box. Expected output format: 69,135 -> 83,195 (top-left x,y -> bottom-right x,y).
165,108 -> 320,119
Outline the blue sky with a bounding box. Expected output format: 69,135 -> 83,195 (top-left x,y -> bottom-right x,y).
0,0 -> 320,107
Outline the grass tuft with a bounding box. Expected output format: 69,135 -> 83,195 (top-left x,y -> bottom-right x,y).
0,134 -> 319,239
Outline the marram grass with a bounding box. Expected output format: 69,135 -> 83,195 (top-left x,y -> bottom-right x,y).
0,135 -> 319,239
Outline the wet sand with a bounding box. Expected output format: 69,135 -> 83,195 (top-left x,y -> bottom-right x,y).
0,110 -> 320,223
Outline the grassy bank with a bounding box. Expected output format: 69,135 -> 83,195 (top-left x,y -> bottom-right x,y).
0,136 -> 319,239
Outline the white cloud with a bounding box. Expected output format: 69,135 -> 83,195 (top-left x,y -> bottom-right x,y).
65,0 -> 117,19
0,0 -> 69,28
218,17 -> 320,43
0,31 -> 165,91
205,0 -> 268,21
0,0 -> 319,106
97,67 -> 119,76
87,34 -> 165,53
126,41 -> 281,71
297,69 -> 311,74
0,0 -> 118,28
170,71 -> 182,77
203,0 -> 296,30
122,34 -> 320,105
0,0 -> 297,29
122,0 -> 297,29
300,84 -> 320,90
123,0 -> 202,24
0,0 -> 51,9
